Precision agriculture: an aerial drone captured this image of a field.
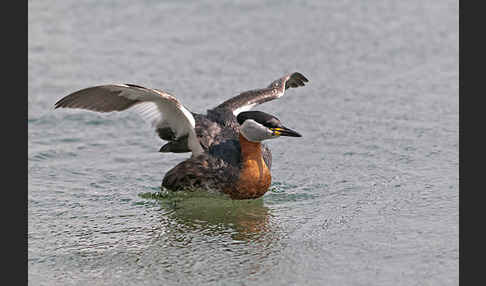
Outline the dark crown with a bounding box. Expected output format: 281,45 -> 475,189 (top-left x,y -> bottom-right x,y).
236,111 -> 282,128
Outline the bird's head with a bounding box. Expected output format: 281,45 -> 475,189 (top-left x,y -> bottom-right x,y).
236,111 -> 302,142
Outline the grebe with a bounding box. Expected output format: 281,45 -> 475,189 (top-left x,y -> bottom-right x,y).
54,72 -> 308,199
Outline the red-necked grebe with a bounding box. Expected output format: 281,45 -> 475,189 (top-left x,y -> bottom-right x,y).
54,72 -> 308,199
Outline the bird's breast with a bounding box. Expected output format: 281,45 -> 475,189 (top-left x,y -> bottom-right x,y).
225,135 -> 272,199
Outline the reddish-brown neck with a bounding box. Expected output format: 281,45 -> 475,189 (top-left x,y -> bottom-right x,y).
239,134 -> 262,161
226,134 -> 271,199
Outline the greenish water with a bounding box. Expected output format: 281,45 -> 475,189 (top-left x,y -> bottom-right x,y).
29,0 -> 458,285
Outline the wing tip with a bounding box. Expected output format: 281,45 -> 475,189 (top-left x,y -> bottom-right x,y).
285,72 -> 309,90
291,72 -> 309,82
53,97 -> 68,109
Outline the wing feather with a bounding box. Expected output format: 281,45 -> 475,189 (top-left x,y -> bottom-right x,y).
215,72 -> 309,115
54,84 -> 204,156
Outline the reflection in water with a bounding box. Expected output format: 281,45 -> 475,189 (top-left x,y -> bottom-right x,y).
147,191 -> 275,241
135,191 -> 284,282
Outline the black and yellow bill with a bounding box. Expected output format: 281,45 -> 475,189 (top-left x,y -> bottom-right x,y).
271,126 -> 302,137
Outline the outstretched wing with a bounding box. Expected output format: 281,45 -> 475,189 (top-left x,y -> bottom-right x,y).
54,84 -> 204,156
215,72 -> 309,116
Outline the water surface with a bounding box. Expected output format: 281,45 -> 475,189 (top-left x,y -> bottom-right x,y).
28,0 -> 458,285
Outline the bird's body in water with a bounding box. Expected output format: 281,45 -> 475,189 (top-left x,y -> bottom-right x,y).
54,72 -> 309,199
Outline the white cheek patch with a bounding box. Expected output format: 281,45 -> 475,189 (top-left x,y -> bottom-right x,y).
240,119 -> 274,142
